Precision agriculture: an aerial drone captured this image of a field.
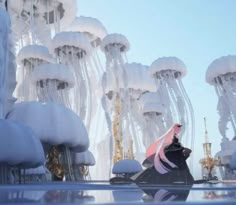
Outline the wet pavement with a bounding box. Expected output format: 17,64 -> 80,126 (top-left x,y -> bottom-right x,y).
0,182 -> 236,204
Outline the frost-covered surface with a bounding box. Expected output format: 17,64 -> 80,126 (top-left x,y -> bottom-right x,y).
24,166 -> 47,175
31,63 -> 75,88
112,159 -> 142,174
8,0 -> 77,34
0,119 -> 44,167
139,92 -> 164,115
7,101 -> 89,149
101,33 -> 130,52
74,150 -> 96,166
230,151 -> 236,169
0,7 -> 10,118
51,32 -> 92,55
17,45 -> 55,64
0,7 -> 17,117
149,57 -> 187,78
206,55 -> 236,84
67,16 -> 107,44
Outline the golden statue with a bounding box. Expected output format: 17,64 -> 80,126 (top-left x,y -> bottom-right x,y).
46,146 -> 65,180
112,95 -> 123,163
199,117 -> 218,180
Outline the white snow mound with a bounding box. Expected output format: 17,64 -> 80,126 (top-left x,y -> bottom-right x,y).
0,119 -> 45,168
7,101 -> 89,150
112,159 -> 142,174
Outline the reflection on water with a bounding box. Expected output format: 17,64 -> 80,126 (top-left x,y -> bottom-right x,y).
0,183 -> 236,204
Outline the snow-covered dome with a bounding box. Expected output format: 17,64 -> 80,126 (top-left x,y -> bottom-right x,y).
51,32 -> 92,56
101,63 -> 157,96
31,63 -> 75,88
67,16 -> 107,46
149,57 -> 187,78
17,45 -> 55,65
101,33 -> 130,53
74,150 -> 96,166
139,92 -> 164,115
206,55 -> 236,84
0,119 -> 44,168
124,63 -> 157,92
112,159 -> 142,174
7,102 -> 89,150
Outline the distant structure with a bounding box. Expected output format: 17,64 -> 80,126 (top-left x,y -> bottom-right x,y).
199,117 -> 218,180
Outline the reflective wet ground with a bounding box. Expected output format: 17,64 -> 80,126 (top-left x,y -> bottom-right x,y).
0,182 -> 236,204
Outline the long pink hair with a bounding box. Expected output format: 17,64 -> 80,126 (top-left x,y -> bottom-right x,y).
145,124 -> 182,173
145,123 -> 182,158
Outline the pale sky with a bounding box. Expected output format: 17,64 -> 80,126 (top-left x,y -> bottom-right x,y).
77,0 -> 236,176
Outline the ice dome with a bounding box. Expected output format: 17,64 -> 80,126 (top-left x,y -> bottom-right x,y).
0,119 -> 44,168
149,57 -> 187,78
67,16 -> 107,46
112,159 -> 142,174
139,92 -> 164,115
7,101 -> 89,150
17,45 -> 55,65
101,33 -> 130,53
74,150 -> 96,166
102,63 -> 157,96
30,63 -> 75,89
51,31 -> 92,56
206,55 -> 236,84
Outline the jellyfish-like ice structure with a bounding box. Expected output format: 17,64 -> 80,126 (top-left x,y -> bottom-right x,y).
30,63 -> 74,108
138,92 -> 166,147
66,16 -> 108,137
149,57 -> 195,148
73,150 -> 95,180
102,62 -> 157,157
206,55 -> 236,139
51,31 -> 93,131
8,0 -> 77,46
16,45 -> 55,101
68,16 -> 107,48
100,34 -> 132,162
7,101 -> 89,181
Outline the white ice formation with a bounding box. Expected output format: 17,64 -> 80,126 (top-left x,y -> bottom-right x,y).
0,119 -> 44,167
206,55 -> 236,139
7,101 -> 89,149
74,150 -> 96,166
68,16 -> 107,47
149,57 -> 195,149
112,159 -> 142,174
